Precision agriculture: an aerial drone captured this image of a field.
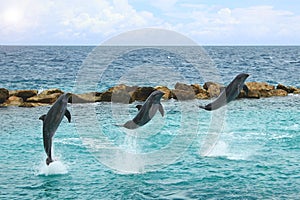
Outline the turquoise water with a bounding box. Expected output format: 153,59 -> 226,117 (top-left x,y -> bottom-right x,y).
0,46 -> 300,199
1,96 -> 299,199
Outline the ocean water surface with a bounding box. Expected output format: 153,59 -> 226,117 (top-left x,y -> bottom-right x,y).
0,46 -> 299,199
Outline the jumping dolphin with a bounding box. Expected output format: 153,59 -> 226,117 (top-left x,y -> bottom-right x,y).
119,90 -> 165,129
39,93 -> 72,165
199,73 -> 249,111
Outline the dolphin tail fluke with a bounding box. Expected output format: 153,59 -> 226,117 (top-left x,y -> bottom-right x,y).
115,124 -> 124,127
199,105 -> 213,111
199,105 -> 206,110
46,157 -> 53,165
65,109 -> 71,123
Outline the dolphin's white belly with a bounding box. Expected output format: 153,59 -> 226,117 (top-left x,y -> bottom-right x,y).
149,104 -> 159,119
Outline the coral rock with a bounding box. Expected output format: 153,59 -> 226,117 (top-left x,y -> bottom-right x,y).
0,88 -> 9,104
203,82 -> 224,98
271,89 -> 288,97
276,84 -> 297,93
172,89 -> 195,100
175,82 -> 194,92
3,96 -> 23,106
154,86 -> 172,100
40,88 -> 64,96
19,102 -> 49,107
293,88 -> 300,94
99,91 -> 113,102
108,84 -> 137,93
26,93 -> 62,104
245,82 -> 275,98
9,90 -> 38,101
195,92 -> 209,99
131,87 -> 155,102
71,92 -> 102,103
111,90 -> 134,104
246,82 -> 274,91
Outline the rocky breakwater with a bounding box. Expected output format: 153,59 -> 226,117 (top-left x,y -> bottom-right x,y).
0,88 -> 9,104
1,89 -> 63,107
238,82 -> 300,98
0,82 -> 299,107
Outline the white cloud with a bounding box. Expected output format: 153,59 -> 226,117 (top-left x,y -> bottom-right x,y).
0,1 -> 300,44
0,0 -> 160,44
56,0 -> 160,43
228,6 -> 300,43
165,5 -> 300,44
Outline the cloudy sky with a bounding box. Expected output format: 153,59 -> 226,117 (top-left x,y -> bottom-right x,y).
1,0 -> 300,45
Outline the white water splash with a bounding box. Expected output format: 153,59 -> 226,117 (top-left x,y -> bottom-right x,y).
122,134 -> 139,153
36,159 -> 68,176
112,150 -> 146,174
37,87 -> 45,95
109,134 -> 145,174
203,140 -> 250,160
204,140 -> 229,157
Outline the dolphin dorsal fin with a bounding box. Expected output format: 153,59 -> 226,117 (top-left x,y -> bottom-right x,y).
159,103 -> 164,117
65,109 -> 71,123
39,114 -> 46,121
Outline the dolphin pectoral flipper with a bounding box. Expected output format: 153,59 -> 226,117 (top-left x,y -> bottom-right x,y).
159,103 -> 164,117
65,109 -> 71,123
39,114 -> 47,121
135,105 -> 142,111
243,84 -> 249,95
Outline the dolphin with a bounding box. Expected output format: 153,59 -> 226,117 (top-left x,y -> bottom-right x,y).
39,93 -> 72,165
199,73 -> 249,111
119,90 -> 165,129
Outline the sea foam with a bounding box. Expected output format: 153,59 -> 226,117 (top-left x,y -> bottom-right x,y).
36,160 -> 68,176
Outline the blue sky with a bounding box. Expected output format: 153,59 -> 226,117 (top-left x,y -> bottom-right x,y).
1,0 -> 300,45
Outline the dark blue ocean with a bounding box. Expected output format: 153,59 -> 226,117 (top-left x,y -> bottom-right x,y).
0,46 -> 299,199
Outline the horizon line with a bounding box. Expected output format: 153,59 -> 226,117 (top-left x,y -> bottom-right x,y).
1,44 -> 300,47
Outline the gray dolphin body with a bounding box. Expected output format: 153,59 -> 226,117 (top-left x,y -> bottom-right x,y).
121,90 -> 165,129
199,73 -> 249,111
39,93 -> 72,165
